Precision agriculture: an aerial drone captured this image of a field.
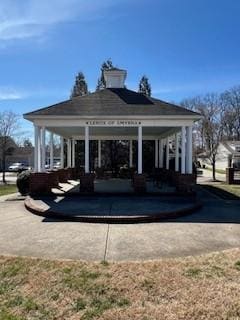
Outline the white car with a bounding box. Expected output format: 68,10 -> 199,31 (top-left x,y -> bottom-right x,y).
53,161 -> 61,169
8,162 -> 28,172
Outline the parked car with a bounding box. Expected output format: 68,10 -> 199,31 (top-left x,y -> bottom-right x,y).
53,161 -> 61,169
8,162 -> 28,172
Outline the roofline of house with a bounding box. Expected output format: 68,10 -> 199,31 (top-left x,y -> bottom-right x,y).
24,114 -> 202,121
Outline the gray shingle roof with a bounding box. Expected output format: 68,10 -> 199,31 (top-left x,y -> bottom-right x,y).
24,88 -> 199,118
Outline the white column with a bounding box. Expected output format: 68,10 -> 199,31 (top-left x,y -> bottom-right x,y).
37,128 -> 41,171
72,139 -> 76,168
186,126 -> 193,174
34,124 -> 39,172
181,126 -> 186,174
98,140 -> 101,168
67,139 -> 71,167
40,127 -> 46,172
175,132 -> 179,172
60,137 -> 64,168
50,132 -> 54,170
159,139 -> 164,168
85,126 -> 90,173
166,137 -> 170,170
129,140 -> 133,167
138,126 -> 143,174
155,139 -> 158,168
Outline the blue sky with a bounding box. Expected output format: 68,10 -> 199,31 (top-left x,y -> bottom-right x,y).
1,0 -> 240,137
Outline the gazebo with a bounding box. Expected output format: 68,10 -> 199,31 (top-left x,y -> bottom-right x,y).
24,68 -> 201,193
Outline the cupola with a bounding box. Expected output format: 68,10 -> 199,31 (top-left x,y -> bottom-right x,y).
103,68 -> 127,88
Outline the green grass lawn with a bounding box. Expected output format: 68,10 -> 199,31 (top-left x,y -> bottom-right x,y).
0,184 -> 17,196
0,249 -> 240,320
201,182 -> 240,199
214,183 -> 240,198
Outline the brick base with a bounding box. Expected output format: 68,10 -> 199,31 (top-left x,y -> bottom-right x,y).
95,167 -> 105,179
29,172 -> 52,195
226,168 -> 234,184
226,167 -> 240,185
133,174 -> 146,193
76,167 -> 85,180
175,173 -> 196,193
80,173 -> 95,193
58,169 -> 69,183
48,170 -> 59,187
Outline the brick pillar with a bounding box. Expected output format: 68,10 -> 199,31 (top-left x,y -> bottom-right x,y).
48,171 -> 59,188
80,173 -> 95,193
226,168 -> 234,185
133,173 -> 146,193
176,173 -> 196,193
29,172 -> 52,195
58,169 -> 68,183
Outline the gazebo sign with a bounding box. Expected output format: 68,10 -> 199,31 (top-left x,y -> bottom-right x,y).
85,120 -> 142,126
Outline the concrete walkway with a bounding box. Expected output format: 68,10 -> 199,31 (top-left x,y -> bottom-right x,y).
0,188 -> 240,261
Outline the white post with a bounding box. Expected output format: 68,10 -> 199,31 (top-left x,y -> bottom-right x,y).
67,139 -> 71,167
175,132 -> 179,171
129,140 -> 133,167
186,126 -> 193,174
155,139 -> 158,168
85,126 -> 90,173
34,124 -> 39,172
166,137 -> 170,170
98,140 -> 101,168
41,127 -> 46,172
50,132 -> 54,170
72,139 -> 76,168
181,126 -> 186,174
37,128 -> 41,171
159,139 -> 164,168
138,126 -> 143,174
60,137 -> 64,168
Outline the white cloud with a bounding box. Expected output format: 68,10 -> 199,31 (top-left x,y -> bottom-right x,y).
0,87 -> 27,100
0,0 -> 118,41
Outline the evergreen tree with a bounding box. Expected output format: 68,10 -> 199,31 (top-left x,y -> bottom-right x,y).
70,72 -> 88,98
96,59 -> 114,91
138,75 -> 151,97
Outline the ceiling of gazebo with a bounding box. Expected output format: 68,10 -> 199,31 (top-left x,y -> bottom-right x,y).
47,125 -> 180,140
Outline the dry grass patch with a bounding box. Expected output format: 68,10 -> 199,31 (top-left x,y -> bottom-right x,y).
0,249 -> 240,319
0,184 -> 17,197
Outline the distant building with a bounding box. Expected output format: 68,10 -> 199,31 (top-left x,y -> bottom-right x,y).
199,141 -> 240,170
0,136 -> 34,170
7,146 -> 34,168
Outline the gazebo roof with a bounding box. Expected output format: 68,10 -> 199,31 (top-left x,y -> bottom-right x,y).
24,88 -> 199,119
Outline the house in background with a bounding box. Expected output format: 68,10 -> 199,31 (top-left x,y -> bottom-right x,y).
199,141 -> 240,170
0,136 -> 34,170
7,145 -> 34,169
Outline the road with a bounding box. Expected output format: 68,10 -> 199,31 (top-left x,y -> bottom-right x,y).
0,172 -> 17,184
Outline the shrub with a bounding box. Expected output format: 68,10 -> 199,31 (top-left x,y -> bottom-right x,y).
16,170 -> 31,195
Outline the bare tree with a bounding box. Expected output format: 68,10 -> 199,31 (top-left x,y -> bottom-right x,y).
0,111 -> 20,183
200,94 -> 224,180
220,86 -> 240,140
181,94 -> 224,180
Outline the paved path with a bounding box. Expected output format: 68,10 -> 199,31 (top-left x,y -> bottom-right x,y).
0,172 -> 17,184
0,187 -> 240,261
